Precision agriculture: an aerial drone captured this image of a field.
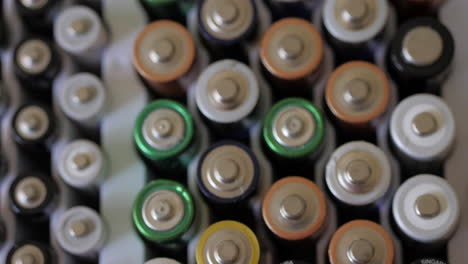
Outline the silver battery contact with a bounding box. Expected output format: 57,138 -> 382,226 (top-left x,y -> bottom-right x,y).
323,0 -> 389,44
325,141 -> 391,206
392,174 -> 460,243
13,176 -> 48,211
14,105 -> 51,143
7,243 -> 48,264
54,5 -> 107,67
196,59 -> 259,124
57,139 -> 106,190
15,39 -> 52,75
55,206 -> 107,258
390,94 -> 455,162
58,72 -> 106,128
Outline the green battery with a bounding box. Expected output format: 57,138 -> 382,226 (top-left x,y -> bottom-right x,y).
263,98 -> 325,160
133,99 -> 198,172
132,179 -> 195,244
140,0 -> 192,23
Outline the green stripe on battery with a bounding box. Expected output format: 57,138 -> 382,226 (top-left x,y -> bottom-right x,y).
263,97 -> 325,159
133,99 -> 194,162
132,179 -> 194,243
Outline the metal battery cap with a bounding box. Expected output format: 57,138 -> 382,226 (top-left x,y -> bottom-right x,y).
59,73 -> 106,122
390,94 -> 455,162
262,176 -> 327,241
326,61 -> 390,125
402,26 -> 443,67
323,0 -> 388,44
134,100 -> 194,161
14,105 -> 51,141
200,0 -> 256,41
132,179 -> 194,243
58,139 -> 105,189
13,176 -> 48,210
54,6 -> 106,54
133,20 -> 195,83
196,60 -> 259,124
55,206 -> 106,255
16,39 -> 52,75
328,220 -> 394,264
325,141 -> 391,206
199,142 -> 258,202
260,18 -> 324,80
9,244 -> 46,264
392,174 -> 460,243
196,221 -> 260,264
264,98 -> 325,159
19,0 -> 49,9
145,258 -> 182,264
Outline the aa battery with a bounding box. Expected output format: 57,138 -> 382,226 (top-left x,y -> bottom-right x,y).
55,206 -> 107,259
392,174 -> 459,244
13,38 -> 60,97
195,59 -> 259,140
387,17 -> 454,97
266,0 -> 320,20
133,20 -> 197,98
390,94 -> 455,175
196,220 -> 260,264
325,141 -> 392,208
133,99 -> 198,173
197,141 -> 259,220
54,5 -> 108,69
58,73 -> 106,129
260,18 -> 324,98
322,0 -> 389,62
325,61 -> 390,140
262,98 -> 325,167
145,258 -> 181,264
57,139 -> 106,191
15,0 -> 58,34
12,104 -> 55,154
9,174 -> 55,220
132,179 -> 195,245
6,241 -> 54,264
198,0 -> 257,62
328,220 -> 394,264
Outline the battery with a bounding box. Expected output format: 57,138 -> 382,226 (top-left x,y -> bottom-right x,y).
9,174 -> 55,219
12,104 -> 55,154
263,98 -> 325,164
15,0 -> 58,34
392,174 -> 460,244
139,0 -> 186,23
390,94 -> 455,175
133,20 -> 196,98
145,258 -> 181,264
54,5 -> 108,69
387,17 -> 454,97
262,176 -> 327,241
325,141 -> 392,207
58,73 -> 106,129
266,0 -> 320,20
13,38 -> 60,97
322,0 -> 389,62
56,139 -> 106,191
328,220 -> 394,264
133,99 -> 198,173
198,0 -> 257,62
55,206 -> 107,258
196,220 -> 260,264
197,141 -> 259,219
260,18 -> 324,98
6,241 -> 53,264
132,179 -> 195,244
325,61 -> 390,138
195,59 -> 259,139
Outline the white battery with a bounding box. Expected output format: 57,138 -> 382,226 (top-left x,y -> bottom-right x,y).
145,258 -> 181,264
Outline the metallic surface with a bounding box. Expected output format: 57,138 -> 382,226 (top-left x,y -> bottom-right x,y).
262,176 -> 327,241
19,0 -> 48,9
326,61 -> 390,125
14,105 -> 50,141
329,220 -> 394,264
9,244 -> 45,264
260,18 -> 324,80
196,221 -> 260,264
142,108 -> 185,151
142,189 -> 185,232
15,39 -> 52,75
13,176 -> 47,210
402,26 -> 443,67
